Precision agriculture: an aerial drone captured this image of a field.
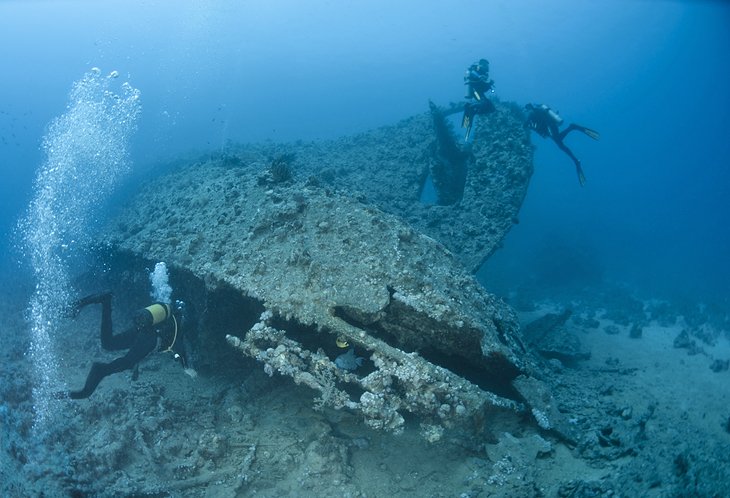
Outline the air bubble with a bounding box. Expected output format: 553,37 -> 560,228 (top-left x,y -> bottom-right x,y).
20,68 -> 141,432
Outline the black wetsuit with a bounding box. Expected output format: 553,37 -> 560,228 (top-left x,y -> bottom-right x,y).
525,103 -> 599,186
462,60 -> 496,140
464,61 -> 494,101
68,292 -> 188,399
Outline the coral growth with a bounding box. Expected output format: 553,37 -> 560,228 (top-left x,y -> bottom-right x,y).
267,153 -> 295,184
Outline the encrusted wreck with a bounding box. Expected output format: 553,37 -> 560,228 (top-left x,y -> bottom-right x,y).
104,102 -> 551,440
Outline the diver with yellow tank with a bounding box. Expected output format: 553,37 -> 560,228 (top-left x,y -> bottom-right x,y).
62,290 -> 194,399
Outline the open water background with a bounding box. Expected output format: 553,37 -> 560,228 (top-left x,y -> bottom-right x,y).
1,0 -> 728,304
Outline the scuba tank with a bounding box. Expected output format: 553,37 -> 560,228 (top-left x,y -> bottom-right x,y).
540,104 -> 563,126
134,302 -> 172,328
464,69 -> 475,98
134,300 -> 187,328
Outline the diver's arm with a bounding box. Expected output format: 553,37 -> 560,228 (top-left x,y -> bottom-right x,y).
170,331 -> 197,378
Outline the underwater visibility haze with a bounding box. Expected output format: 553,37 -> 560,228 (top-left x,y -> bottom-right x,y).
0,1 -> 729,496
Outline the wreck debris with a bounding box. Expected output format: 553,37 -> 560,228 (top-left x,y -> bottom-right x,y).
103,108 -> 541,439
106,157 -> 532,439
523,310 -> 590,364
226,311 -> 520,438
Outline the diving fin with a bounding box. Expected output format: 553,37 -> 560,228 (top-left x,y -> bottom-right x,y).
581,127 -> 600,140
576,163 -> 586,187
462,112 -> 471,130
463,113 -> 473,141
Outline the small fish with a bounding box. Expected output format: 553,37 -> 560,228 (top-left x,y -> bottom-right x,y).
335,348 -> 365,371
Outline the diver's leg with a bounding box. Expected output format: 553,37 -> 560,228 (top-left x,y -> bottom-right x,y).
553,138 -> 586,186
101,324 -> 138,351
69,332 -> 156,399
97,297 -> 138,351
462,103 -> 474,128
558,124 -> 579,140
99,307 -> 136,351
69,290 -> 111,318
71,291 -> 134,350
553,138 -> 580,165
560,123 -> 600,141
69,361 -> 116,399
75,290 -> 112,309
98,293 -> 113,346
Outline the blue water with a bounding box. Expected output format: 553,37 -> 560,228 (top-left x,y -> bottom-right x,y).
0,2 -> 727,305
1,2 -> 729,494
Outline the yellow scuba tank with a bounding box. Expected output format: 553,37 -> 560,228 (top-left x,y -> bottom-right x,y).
134,302 -> 172,328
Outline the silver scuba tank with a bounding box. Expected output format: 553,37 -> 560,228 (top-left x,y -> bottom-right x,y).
540,104 -> 563,126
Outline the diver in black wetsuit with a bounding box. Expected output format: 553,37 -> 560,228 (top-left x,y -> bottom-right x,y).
64,291 -> 192,399
462,58 -> 496,141
464,58 -> 495,101
524,103 -> 600,186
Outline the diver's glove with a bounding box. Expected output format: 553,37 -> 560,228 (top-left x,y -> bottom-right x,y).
174,299 -> 187,325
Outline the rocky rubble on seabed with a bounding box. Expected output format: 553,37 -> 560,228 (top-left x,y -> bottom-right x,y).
2,276 -> 729,497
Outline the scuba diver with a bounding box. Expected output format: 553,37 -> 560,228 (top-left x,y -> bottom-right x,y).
524,103 -> 600,186
464,58 -> 494,101
462,58 -> 496,141
62,291 -> 194,399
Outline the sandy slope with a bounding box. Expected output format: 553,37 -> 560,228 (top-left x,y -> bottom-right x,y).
584,320 -> 730,444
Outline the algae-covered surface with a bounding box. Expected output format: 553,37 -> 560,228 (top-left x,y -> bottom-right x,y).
100,104 -> 533,438
191,100 -> 533,273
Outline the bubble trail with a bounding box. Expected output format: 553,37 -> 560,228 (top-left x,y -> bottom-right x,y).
19,68 -> 141,432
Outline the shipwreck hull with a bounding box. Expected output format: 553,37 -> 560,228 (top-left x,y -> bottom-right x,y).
104,105 -> 537,439
199,100 -> 533,272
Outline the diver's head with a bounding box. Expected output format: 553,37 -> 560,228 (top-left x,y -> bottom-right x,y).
477,59 -> 489,73
525,103 -> 535,111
